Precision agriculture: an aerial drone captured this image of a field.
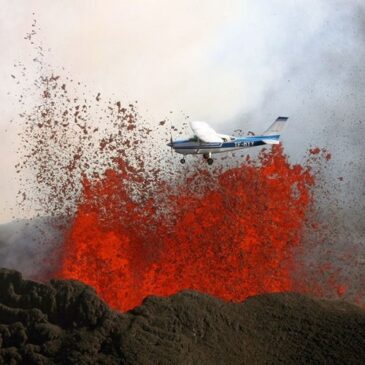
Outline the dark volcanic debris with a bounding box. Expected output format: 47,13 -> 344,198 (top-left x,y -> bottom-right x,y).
0,268 -> 364,364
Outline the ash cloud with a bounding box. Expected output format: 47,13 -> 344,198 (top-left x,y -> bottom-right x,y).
224,0 -> 365,300
223,2 -> 365,212
0,218 -> 64,280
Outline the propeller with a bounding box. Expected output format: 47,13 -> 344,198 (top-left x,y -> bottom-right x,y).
167,121 -> 174,154
169,135 -> 174,154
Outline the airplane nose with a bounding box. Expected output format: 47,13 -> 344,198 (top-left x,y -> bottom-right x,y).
167,142 -> 172,147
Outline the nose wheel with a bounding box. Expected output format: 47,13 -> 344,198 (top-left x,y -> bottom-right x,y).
204,153 -> 213,165
180,158 -> 186,164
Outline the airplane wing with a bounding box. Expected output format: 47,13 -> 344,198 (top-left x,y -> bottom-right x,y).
190,121 -> 223,143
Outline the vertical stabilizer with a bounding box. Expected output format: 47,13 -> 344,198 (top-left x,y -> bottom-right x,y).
262,116 -> 288,136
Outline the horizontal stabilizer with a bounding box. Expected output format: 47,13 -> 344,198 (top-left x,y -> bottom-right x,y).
262,139 -> 280,145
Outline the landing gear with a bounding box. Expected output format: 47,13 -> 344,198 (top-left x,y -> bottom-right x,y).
204,152 -> 213,165
180,158 -> 186,164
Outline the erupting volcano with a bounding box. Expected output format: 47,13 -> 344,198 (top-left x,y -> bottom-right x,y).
57,145 -> 316,311
14,70 -> 362,313
3,8 -> 365,364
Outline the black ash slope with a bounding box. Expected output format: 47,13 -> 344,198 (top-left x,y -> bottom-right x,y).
0,268 -> 364,365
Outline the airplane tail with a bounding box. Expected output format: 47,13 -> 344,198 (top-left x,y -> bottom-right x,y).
261,116 -> 288,144
262,116 -> 288,136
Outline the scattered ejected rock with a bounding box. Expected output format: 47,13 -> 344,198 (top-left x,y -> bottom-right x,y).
0,268 -> 364,364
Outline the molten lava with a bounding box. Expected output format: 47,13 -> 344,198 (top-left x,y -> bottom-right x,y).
58,145 -> 315,312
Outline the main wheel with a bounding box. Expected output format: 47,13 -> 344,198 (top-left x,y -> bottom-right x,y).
207,158 -> 214,165
180,158 -> 186,164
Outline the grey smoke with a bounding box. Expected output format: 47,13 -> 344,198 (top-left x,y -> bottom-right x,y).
223,0 -> 365,300
220,1 -> 365,218
0,218 -> 64,279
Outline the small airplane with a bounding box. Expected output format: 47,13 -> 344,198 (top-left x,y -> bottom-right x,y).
167,116 -> 288,165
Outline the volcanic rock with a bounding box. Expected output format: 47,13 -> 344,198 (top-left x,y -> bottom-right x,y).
0,268 -> 364,364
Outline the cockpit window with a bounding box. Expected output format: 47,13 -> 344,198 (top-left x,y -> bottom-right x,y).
188,135 -> 199,142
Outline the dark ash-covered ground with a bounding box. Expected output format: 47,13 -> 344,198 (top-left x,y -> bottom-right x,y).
0,268 -> 364,365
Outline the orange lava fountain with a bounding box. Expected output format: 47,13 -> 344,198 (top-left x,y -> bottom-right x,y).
58,145 -> 315,311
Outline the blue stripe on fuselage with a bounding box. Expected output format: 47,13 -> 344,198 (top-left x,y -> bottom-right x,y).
233,135 -> 280,142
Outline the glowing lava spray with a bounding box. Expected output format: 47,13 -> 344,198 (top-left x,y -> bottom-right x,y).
58,145 -> 315,311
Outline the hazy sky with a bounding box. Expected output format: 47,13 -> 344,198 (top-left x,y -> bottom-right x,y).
1,0 -> 364,223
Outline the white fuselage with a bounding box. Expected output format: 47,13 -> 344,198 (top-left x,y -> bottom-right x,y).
171,136 -> 277,155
